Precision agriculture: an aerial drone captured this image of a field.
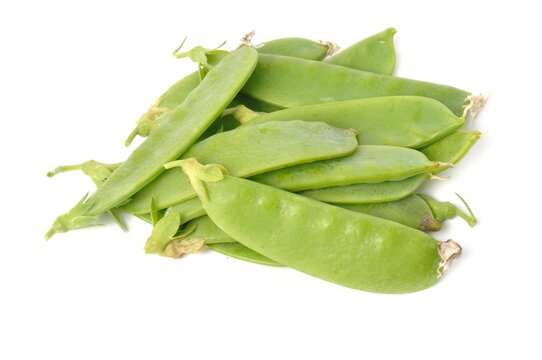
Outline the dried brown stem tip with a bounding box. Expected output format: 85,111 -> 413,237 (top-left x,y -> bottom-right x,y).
319,40 -> 341,57
437,240 -> 462,277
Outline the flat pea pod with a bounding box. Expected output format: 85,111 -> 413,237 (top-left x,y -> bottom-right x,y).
176,159 -> 462,294
251,145 -> 447,192
127,37 -> 338,145
325,27 -> 396,74
419,130 -> 482,174
208,243 -> 280,267
119,121 -> 358,214
45,46 -> 259,239
300,173 -> 429,204
243,96 -> 464,148
242,54 -> 471,117
256,37 -> 333,60
125,51 -> 229,146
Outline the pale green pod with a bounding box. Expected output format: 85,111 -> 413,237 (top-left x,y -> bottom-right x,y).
251,145 -> 446,192
119,121 -> 358,214
243,54 -> 471,117
208,243 -> 280,267
325,27 -> 396,74
46,46 -> 259,239
300,173 -> 429,204
176,159 -> 461,294
245,96 -> 464,148
419,130 -> 481,173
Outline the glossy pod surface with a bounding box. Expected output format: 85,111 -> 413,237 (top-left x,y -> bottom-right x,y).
46,47 -> 259,238
257,37 -> 330,60
300,174 -> 428,204
247,96 -> 464,148
180,160 -> 459,294
243,54 -> 470,116
251,145 -> 442,192
119,121 -> 358,214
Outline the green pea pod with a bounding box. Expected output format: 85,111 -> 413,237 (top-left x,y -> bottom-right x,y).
45,46 -> 259,239
338,194 -> 476,231
126,37 -> 337,146
300,174 -> 429,204
174,159 -> 462,294
251,145 -> 449,192
207,243 -> 280,267
256,37 -> 333,60
242,96 -> 464,148
325,28 -> 396,74
243,54 -> 472,117
155,192 -> 474,260
419,130 -> 482,174
119,121 -> 358,214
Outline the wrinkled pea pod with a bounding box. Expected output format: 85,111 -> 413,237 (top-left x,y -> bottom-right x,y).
238,96 -> 465,148
45,46 -> 259,239
300,173 -> 429,204
419,130 -> 482,174
174,159 -> 462,294
157,192 -> 475,261
142,145 -> 447,252
119,121 -> 358,214
242,54 -> 474,117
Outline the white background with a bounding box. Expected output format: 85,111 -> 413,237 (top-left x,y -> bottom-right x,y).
1,0 -> 541,359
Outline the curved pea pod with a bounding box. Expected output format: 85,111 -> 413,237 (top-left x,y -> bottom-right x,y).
242,54 -> 472,117
251,145 -> 450,192
325,27 -> 396,75
176,159 -> 462,294
418,194 -> 477,227
419,130 -> 482,173
119,121 -> 358,214
208,243 -> 280,267
46,46 -> 259,239
339,194 -> 476,231
300,173 -> 429,204
244,96 -> 464,148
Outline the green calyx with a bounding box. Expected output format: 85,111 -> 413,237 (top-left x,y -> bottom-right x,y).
45,194 -> 101,240
164,158 -> 227,202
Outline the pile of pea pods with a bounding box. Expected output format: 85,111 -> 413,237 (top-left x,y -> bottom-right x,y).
47,29 -> 486,294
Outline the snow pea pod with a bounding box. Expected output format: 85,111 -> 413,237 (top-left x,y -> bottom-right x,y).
126,37 -> 338,145
419,130 -> 481,173
208,243 -> 280,267
300,173 -> 429,204
339,194 -> 476,231
242,54 -> 471,117
119,121 -> 358,214
176,159 -> 462,294
45,46 -> 259,239
251,145 -> 448,192
325,27 -> 396,74
243,96 -> 464,148
256,37 -> 333,60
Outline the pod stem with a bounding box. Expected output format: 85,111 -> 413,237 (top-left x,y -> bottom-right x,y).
47,164 -> 85,177
454,193 -> 477,227
464,93 -> 489,118
437,240 -> 462,277
221,105 -> 261,124
319,40 -> 341,57
164,158 -> 228,202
